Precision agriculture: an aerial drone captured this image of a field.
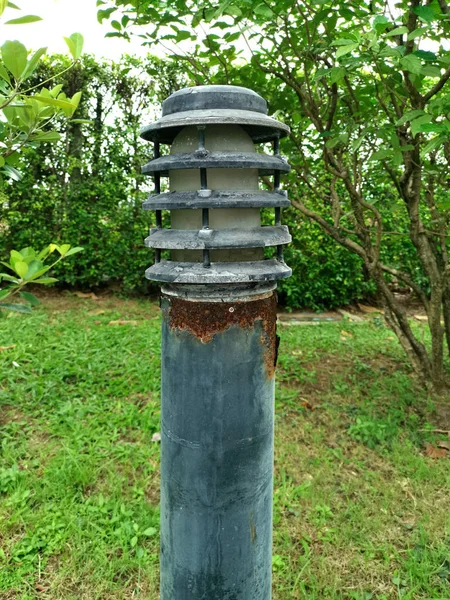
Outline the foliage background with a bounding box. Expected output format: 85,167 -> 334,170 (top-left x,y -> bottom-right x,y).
0,53 -> 422,309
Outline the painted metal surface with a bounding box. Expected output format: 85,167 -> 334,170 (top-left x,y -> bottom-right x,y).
141,85 -> 289,143
145,225 -> 291,250
160,292 -> 278,600
145,259 -> 292,285
162,85 -> 268,116
142,190 -> 290,211
142,151 -> 290,176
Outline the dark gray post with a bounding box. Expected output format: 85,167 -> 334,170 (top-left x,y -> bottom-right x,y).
140,86 -> 291,600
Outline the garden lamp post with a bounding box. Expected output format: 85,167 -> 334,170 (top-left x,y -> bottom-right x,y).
141,85 -> 291,600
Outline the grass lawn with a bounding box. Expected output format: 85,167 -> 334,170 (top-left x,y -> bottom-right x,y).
0,293 -> 449,599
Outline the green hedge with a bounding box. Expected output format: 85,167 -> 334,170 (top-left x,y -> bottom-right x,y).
0,54 -> 424,310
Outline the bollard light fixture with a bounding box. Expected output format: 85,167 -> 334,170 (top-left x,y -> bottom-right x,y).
141,85 -> 291,600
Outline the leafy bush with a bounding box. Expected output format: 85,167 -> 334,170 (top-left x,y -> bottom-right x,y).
0,54 -> 185,294
0,244 -> 82,315
278,207 -> 375,310
0,50 -> 426,310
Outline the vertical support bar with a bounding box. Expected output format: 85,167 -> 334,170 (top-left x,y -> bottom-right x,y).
273,135 -> 280,156
203,249 -> 211,268
200,168 -> 208,191
273,137 -> 283,262
160,292 -> 277,600
199,145 -> 210,266
154,142 -> 162,263
276,244 -> 284,262
273,135 -> 281,191
275,207 -> 281,226
276,204 -> 284,262
202,208 -> 210,229
197,126 -> 206,153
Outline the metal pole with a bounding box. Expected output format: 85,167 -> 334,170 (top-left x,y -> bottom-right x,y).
160,286 -> 277,598
140,85 -> 291,600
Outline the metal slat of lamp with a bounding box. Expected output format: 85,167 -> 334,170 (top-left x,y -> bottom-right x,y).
140,85 -> 292,600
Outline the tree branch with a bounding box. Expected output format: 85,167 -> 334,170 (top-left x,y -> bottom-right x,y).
423,64 -> 450,103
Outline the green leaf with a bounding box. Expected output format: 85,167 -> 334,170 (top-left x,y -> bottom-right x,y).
421,65 -> 442,78
5,15 -> 42,25
370,148 -> 393,160
400,54 -> 422,75
329,66 -> 346,84
57,244 -> 71,255
0,62 -> 11,85
350,134 -> 366,152
386,26 -> 408,37
31,277 -> 58,284
10,249 -> 23,265
20,291 -> 39,306
1,40 -> 28,80
32,131 -> 61,142
25,260 -> 46,280
130,536 -> 138,547
0,273 -> 19,283
410,114 -> 432,136
224,5 -> 242,17
325,135 -> 346,149
0,0 -> 7,16
50,84 -> 63,98
254,3 -> 274,17
331,38 -> 357,46
414,50 -> 436,62
413,6 -> 436,23
21,47 -> 47,81
378,46 -> 401,59
0,288 -> 11,300
3,165 -> 22,181
37,247 -> 51,261
71,91 -> 82,109
0,303 -> 32,313
64,246 -> 84,257
396,110 -> 425,125
64,33 -> 84,60
407,27 -> 428,41
33,95 -> 76,111
70,119 -> 93,124
19,247 -> 36,258
175,30 -> 191,42
336,43 -> 358,59
13,260 -> 28,279
97,7 -> 116,23
420,123 -> 445,133
372,15 -> 389,32
143,527 -> 157,536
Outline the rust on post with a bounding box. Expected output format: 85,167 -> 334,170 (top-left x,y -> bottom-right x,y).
163,292 -> 278,378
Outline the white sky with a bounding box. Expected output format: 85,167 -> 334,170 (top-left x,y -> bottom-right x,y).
4,1 -> 444,62
3,0 -> 147,58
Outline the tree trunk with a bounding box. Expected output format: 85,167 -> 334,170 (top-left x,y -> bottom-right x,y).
442,286 -> 450,356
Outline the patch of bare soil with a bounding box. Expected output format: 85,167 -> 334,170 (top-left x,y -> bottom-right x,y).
279,354 -> 354,398
430,399 -> 450,430
0,405 -> 27,426
280,352 -> 412,397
